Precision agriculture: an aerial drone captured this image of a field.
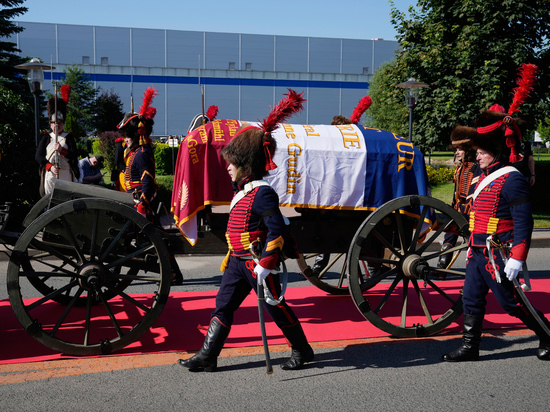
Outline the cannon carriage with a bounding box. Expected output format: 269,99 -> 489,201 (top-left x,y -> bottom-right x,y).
1,119 -> 469,356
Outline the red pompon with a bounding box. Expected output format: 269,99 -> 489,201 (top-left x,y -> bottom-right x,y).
206,105 -> 219,121
60,85 -> 71,104
260,89 -> 305,135
139,87 -> 158,119
508,64 -> 538,115
488,104 -> 505,113
350,96 -> 372,124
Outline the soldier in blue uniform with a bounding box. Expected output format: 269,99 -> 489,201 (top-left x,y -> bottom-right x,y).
178,90 -> 314,372
442,108 -> 550,362
117,87 -> 184,286
117,88 -> 159,219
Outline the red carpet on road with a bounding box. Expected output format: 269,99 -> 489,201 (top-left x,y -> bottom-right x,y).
2,280 -> 550,365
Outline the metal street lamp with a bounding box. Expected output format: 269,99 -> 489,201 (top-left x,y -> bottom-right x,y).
15,58 -> 54,147
396,77 -> 428,142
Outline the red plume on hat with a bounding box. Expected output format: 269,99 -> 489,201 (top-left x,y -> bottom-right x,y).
259,88 -> 305,170
508,63 -> 538,116
139,87 -> 158,120
137,87 -> 158,145
206,105 -> 219,121
476,64 -> 538,163
260,88 -> 305,137
60,85 -> 71,104
350,96 -> 372,124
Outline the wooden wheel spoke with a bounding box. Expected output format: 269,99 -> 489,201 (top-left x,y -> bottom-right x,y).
316,253 -> 344,280
21,269 -> 77,279
416,217 -> 454,255
373,274 -> 403,314
105,243 -> 155,269
59,215 -> 87,263
425,278 -> 460,305
109,287 -> 151,312
424,243 -> 467,261
99,219 -> 133,261
409,206 -> 429,252
394,211 -> 409,252
400,278 -> 409,327
26,279 -> 80,310
98,290 -> 124,338
370,228 -> 403,259
50,287 -> 85,336
89,209 -> 100,261
28,239 -> 80,270
411,279 -> 434,325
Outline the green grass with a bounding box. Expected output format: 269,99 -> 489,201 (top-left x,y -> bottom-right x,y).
431,182 -> 550,228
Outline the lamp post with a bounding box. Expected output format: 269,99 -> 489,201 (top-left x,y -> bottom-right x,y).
396,77 -> 428,142
15,58 -> 54,147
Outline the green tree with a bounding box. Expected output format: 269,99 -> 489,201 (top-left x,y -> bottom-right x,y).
0,83 -> 40,227
365,61 -> 408,137
93,89 -> 125,135
0,0 -> 28,93
57,64 -> 98,139
381,0 -> 550,150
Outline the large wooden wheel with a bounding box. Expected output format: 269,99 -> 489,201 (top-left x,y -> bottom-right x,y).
7,198 -> 171,356
348,195 -> 469,337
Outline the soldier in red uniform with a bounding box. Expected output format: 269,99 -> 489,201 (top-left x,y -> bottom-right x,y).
437,127 -> 480,268
178,90 -> 314,372
442,66 -> 550,361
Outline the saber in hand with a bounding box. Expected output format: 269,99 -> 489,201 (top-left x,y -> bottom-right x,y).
249,243 -> 273,374
486,233 -> 550,336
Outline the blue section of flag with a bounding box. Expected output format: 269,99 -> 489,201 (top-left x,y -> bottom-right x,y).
361,127 -> 429,208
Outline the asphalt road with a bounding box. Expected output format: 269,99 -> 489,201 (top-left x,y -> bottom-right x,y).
1,248 -> 550,411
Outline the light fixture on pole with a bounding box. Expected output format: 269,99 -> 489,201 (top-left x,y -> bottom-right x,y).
15,58 -> 54,147
396,77 -> 428,142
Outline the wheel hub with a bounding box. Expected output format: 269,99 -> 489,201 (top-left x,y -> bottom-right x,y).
78,262 -> 108,291
402,254 -> 421,279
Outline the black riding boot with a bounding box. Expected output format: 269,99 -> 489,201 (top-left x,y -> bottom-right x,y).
178,318 -> 230,372
281,323 -> 314,370
437,243 -> 453,270
516,309 -> 550,360
442,314 -> 483,362
311,254 -> 330,276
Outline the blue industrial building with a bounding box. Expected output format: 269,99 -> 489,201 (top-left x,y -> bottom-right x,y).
11,21 -> 398,136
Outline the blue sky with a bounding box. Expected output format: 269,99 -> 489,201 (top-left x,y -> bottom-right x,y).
18,0 -> 416,40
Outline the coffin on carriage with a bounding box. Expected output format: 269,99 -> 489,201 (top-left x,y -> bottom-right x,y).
2,120 -> 469,356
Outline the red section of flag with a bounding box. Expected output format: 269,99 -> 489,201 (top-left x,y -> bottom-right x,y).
171,120 -> 239,235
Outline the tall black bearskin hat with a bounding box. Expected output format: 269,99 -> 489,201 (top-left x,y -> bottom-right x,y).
117,87 -> 158,146
473,64 -> 537,163
222,89 -> 305,180
449,125 -> 477,162
187,105 -> 219,134
47,84 -> 71,123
